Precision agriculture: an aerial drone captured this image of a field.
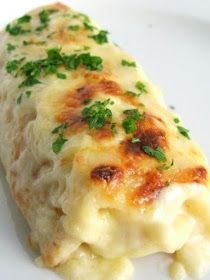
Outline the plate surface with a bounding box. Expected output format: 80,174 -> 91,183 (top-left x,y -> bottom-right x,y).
0,0 -> 210,279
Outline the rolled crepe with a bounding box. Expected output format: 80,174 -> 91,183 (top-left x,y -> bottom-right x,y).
0,3 -> 210,280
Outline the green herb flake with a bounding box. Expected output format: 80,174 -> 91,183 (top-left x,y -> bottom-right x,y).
52,134 -> 68,154
36,9 -> 58,31
6,13 -> 32,36
121,60 -> 136,67
125,91 -> 141,97
57,72 -> 67,79
131,137 -> 140,143
25,91 -> 32,98
83,20 -> 95,31
135,81 -> 148,94
6,24 -> 30,36
7,43 -> 16,52
68,25 -> 80,31
82,99 -> 114,129
89,30 -> 108,44
6,57 -> 24,74
83,98 -> 92,105
142,146 -> 167,162
111,123 -> 117,135
173,118 -> 190,139
16,94 -> 23,105
23,40 -> 46,46
174,118 -> 180,124
17,14 -> 31,24
8,49 -> 103,88
52,123 -> 68,134
47,31 -> 56,38
122,109 -> 144,134
83,46 -> 90,51
177,126 -> 190,139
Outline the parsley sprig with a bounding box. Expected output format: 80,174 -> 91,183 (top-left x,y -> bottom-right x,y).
36,9 -> 58,31
142,146 -> 167,162
6,57 -> 25,73
135,81 -> 148,94
6,14 -> 31,36
122,109 -> 144,134
89,30 -> 109,44
82,99 -> 114,129
173,118 -> 190,139
68,25 -> 80,31
51,122 -> 68,154
7,43 -> 16,52
121,60 -> 136,67
6,48 -> 103,87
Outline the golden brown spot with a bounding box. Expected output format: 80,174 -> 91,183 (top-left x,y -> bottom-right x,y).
130,170 -> 166,206
91,165 -> 123,182
124,115 -> 167,156
172,166 -> 207,184
97,79 -> 122,96
89,123 -> 113,139
55,78 -> 124,138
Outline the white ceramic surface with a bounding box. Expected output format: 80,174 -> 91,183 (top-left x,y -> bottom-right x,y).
0,0 -> 210,279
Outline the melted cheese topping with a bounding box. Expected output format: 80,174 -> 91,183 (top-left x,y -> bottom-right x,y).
0,3 -> 210,280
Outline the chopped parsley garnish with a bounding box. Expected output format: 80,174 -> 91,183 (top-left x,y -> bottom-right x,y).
7,43 -> 16,52
17,14 -> 31,24
56,72 -> 67,79
52,122 -> 68,134
122,109 -> 144,134
125,91 -> 141,97
5,57 -> 25,73
83,98 -> 92,105
83,20 -> 95,31
76,53 -> 103,71
52,134 -> 68,154
12,48 -> 103,88
135,81 -> 148,94
68,25 -> 80,31
142,146 -> 167,162
89,30 -> 108,44
6,14 -> 31,36
6,24 -> 30,36
16,94 -> 23,104
111,123 -> 117,135
131,136 -> 141,143
173,118 -> 190,139
82,99 -> 114,129
16,91 -> 32,105
177,126 -> 190,139
121,60 -> 136,67
173,118 -> 180,124
47,31 -> 56,38
25,91 -> 32,98
51,123 -> 68,154
23,40 -> 46,46
83,46 -> 90,51
36,9 -> 58,31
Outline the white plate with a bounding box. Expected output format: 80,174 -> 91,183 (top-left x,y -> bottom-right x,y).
0,0 -> 210,279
